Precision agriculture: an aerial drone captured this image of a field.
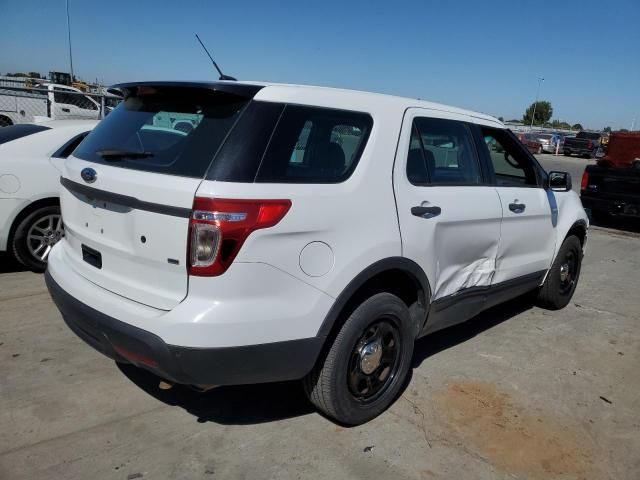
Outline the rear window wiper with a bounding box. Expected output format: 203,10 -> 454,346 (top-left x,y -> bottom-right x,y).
96,149 -> 154,160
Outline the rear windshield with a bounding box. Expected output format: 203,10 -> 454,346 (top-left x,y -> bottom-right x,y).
73,88 -> 249,178
0,124 -> 50,145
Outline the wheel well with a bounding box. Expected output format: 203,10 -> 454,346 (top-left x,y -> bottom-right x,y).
0,114 -> 13,126
320,266 -> 430,348
567,222 -> 587,247
8,198 -> 59,246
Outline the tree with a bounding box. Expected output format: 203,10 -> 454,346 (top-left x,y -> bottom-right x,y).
572,123 -> 584,130
603,126 -> 612,132
523,101 -> 553,126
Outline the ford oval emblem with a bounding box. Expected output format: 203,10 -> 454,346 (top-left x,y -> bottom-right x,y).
81,168 -> 97,184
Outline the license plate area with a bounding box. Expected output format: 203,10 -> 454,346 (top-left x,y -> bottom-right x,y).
82,244 -> 102,269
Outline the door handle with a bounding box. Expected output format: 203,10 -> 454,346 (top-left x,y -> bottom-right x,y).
61,107 -> 70,113
411,205 -> 441,219
508,201 -> 526,214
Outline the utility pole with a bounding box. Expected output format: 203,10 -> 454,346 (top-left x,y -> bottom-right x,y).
530,77 -> 544,130
66,0 -> 75,81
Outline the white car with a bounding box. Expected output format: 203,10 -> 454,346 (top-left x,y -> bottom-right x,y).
0,120 -> 97,271
45,82 -> 588,425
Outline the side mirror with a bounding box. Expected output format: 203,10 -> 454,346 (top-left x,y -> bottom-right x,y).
548,171 -> 572,192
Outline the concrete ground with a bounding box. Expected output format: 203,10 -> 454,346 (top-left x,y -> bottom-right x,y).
1,157 -> 639,480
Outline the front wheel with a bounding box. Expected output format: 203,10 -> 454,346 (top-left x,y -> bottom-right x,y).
11,205 -> 64,272
304,293 -> 415,425
537,235 -> 583,310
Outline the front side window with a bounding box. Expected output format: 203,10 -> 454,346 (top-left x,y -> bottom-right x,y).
480,127 -> 539,187
255,105 -> 372,183
407,117 -> 482,185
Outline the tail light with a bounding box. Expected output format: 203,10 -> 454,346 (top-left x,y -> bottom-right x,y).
587,139 -> 593,149
581,170 -> 589,191
188,197 -> 291,277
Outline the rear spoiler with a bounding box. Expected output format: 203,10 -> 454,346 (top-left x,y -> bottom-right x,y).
107,81 -> 264,100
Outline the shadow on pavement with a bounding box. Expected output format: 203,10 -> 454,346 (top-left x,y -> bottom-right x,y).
119,295 -> 537,426
117,362 -> 314,425
0,253 -> 27,274
412,294 -> 536,368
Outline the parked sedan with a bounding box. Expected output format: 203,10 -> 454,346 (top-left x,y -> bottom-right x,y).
532,133 -> 564,153
517,133 -> 544,154
0,120 -> 97,271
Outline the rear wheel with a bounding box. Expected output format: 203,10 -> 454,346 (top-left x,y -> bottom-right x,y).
0,116 -> 13,127
12,206 -> 64,272
304,293 -> 415,425
537,235 -> 582,310
563,151 -> 571,156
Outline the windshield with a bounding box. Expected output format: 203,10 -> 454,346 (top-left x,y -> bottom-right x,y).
73,88 -> 249,178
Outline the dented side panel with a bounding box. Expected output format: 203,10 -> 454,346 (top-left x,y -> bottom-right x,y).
392,107 -> 503,302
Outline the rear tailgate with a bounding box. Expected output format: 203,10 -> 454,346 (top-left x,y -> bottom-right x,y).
582,165 -> 640,215
59,163 -> 197,310
57,83 -> 256,310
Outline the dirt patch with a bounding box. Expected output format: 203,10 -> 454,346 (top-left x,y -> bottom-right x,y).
433,381 -> 598,479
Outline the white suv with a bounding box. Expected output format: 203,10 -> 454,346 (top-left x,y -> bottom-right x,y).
46,81 -> 588,425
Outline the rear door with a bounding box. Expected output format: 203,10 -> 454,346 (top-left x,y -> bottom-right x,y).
476,127 -> 556,283
393,109 -> 503,301
58,86 -> 251,310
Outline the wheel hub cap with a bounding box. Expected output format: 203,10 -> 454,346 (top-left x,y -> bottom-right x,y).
26,214 -> 64,261
560,263 -> 569,282
359,340 -> 383,375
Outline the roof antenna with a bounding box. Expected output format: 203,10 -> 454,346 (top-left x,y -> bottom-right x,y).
195,33 -> 237,81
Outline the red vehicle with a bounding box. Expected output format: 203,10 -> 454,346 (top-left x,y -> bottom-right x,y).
516,133 -> 543,154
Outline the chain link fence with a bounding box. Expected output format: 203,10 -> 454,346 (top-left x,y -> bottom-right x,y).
0,85 -> 122,127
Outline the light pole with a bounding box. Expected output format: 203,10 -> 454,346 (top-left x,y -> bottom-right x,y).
66,0 -> 74,81
530,77 -> 544,129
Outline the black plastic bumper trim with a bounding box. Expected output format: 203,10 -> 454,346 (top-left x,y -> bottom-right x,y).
45,271 -> 324,385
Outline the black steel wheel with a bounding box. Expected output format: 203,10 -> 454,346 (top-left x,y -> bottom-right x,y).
347,319 -> 401,404
304,293 -> 415,425
537,235 -> 583,310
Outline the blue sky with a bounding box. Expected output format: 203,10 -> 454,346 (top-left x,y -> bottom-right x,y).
1,0 -> 638,129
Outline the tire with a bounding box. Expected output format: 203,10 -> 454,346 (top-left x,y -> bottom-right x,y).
633,160 -> 640,170
304,293 -> 415,425
537,145 -> 543,154
11,205 -> 64,273
0,116 -> 13,127
537,235 -> 583,310
563,151 -> 571,156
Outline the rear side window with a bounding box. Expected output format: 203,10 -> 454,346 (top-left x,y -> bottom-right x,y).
256,105 -> 372,183
0,124 -> 50,145
74,88 -> 249,178
208,103 -> 373,183
408,117 -> 482,185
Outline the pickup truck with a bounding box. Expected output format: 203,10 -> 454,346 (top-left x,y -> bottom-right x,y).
564,131 -> 602,158
0,84 -> 102,127
581,165 -> 640,219
580,132 -> 640,219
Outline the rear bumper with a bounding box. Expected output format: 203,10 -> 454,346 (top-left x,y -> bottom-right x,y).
46,270 -> 324,385
581,193 -> 640,218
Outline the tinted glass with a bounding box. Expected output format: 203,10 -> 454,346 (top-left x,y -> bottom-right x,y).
74,88 -> 249,178
480,127 -> 539,187
207,101 -> 284,182
0,124 -> 50,145
411,117 -> 482,185
255,105 -> 372,183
